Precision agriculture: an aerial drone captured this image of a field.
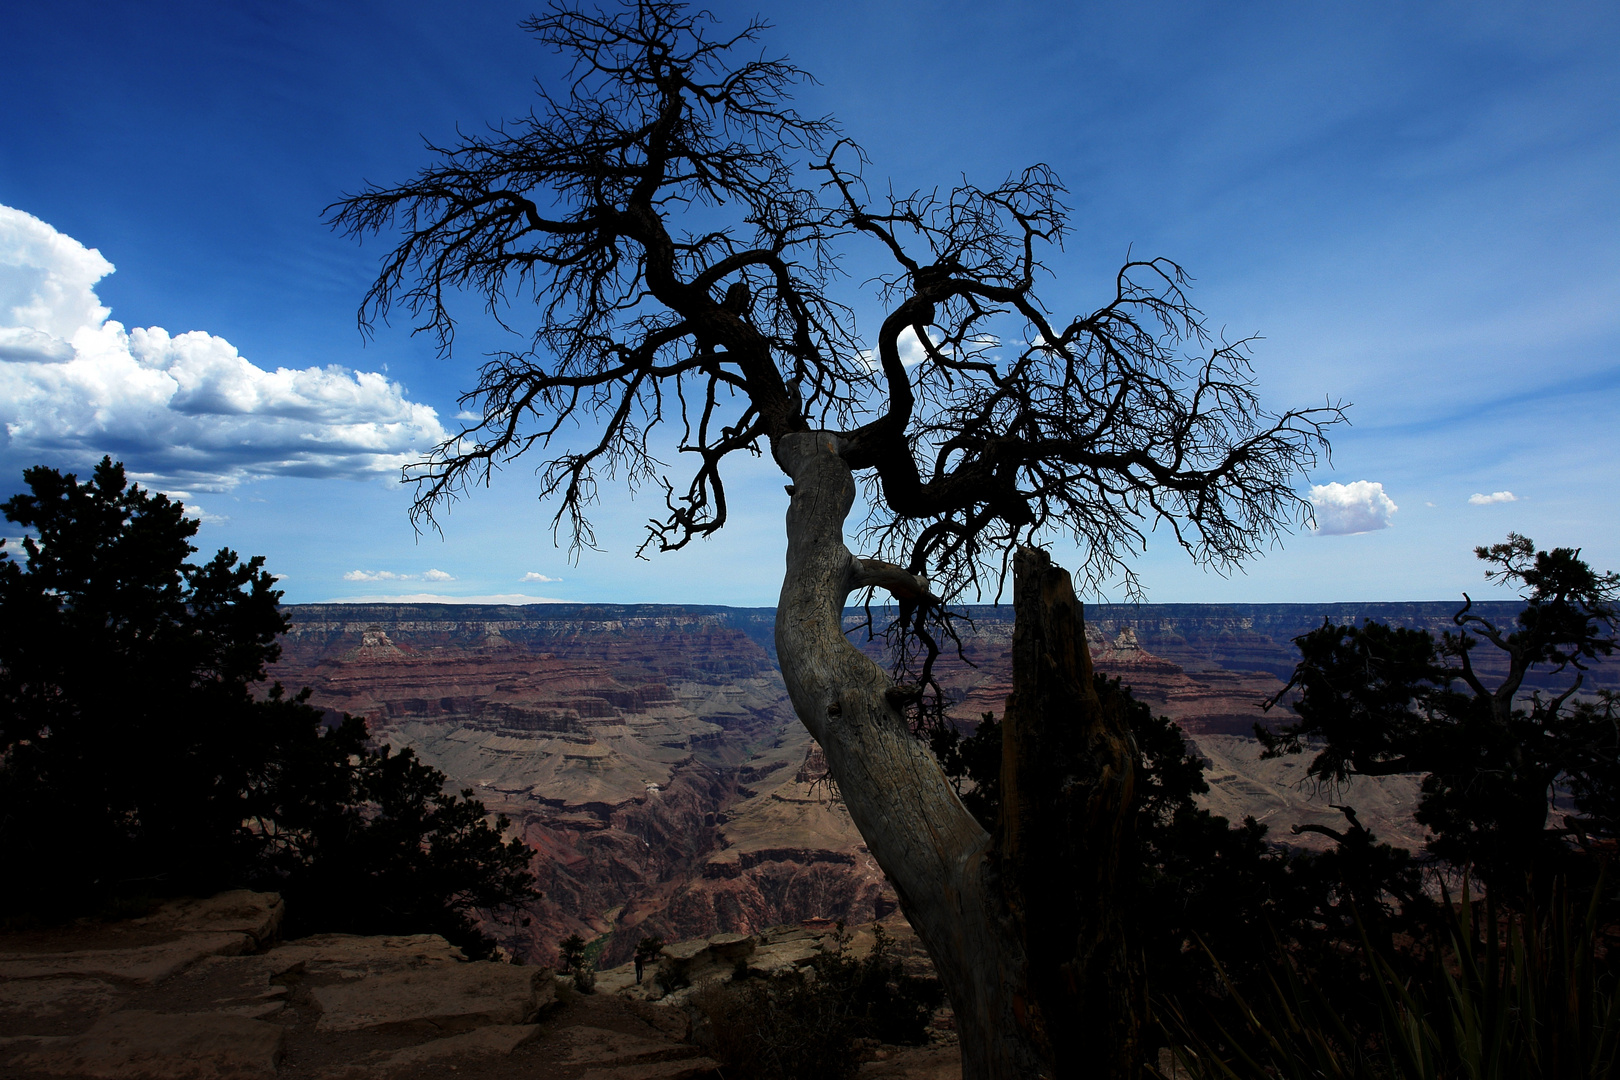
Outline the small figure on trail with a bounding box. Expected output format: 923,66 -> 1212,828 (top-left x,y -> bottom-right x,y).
633,935 -> 664,985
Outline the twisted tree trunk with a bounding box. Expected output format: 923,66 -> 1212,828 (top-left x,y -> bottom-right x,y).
774,432 -> 1140,1080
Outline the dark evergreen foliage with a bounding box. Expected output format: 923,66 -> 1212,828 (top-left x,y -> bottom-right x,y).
559,933 -> 588,973
1259,535 -> 1620,892
0,457 -> 288,906
262,715 -> 537,958
0,459 -> 535,955
932,673 -> 1430,1011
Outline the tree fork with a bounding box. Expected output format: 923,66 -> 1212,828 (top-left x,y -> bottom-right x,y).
775,431 -> 1140,1080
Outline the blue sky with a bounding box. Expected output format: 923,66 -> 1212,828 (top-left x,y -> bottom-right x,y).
1,0 -> 1615,606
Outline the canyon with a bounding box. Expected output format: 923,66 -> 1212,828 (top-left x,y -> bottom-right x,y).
270,599 -> 1603,966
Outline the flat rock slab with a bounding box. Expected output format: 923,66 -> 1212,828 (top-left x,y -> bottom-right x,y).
269,933 -> 465,979
0,932 -> 254,985
312,963 -> 551,1032
576,1059 -> 719,1080
314,1024 -> 541,1078
593,967 -> 643,995
857,1045 -> 963,1079
2,1009 -> 284,1079
552,1024 -> 680,1065
659,940 -> 712,962
703,933 -> 753,956
138,891 -> 285,946
747,939 -> 820,974
374,1023 -> 539,1070
382,1021 -> 538,1062
135,953 -> 297,1018
0,977 -> 125,1037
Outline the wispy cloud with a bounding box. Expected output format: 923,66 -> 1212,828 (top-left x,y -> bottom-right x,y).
0,204 -> 447,491
1468,491 -> 1518,505
343,569 -> 456,583
522,572 -> 562,583
322,592 -> 566,605
1310,480 -> 1398,536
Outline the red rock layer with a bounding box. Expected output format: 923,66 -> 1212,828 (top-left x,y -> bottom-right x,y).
268,603 -> 1437,965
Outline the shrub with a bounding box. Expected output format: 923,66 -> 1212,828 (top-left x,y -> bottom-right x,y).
264,719 -> 536,958
694,974 -> 860,1080
559,933 -> 587,972
691,925 -> 943,1080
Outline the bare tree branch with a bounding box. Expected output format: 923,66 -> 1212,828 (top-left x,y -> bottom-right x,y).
331,0 -> 1344,596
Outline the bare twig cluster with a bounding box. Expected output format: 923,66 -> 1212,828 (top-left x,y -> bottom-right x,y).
329,0 -> 1344,610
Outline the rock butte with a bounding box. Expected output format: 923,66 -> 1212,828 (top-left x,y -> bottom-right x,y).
267,600 -> 1610,965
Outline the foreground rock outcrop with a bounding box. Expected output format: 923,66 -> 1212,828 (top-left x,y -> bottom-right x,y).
0,891 -> 959,1080
0,891 -> 688,1080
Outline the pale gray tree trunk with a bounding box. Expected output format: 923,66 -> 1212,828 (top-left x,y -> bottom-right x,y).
774,431 -> 1138,1080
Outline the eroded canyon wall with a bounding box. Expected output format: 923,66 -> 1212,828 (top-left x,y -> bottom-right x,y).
273,599 -> 1602,964
273,605 -> 887,965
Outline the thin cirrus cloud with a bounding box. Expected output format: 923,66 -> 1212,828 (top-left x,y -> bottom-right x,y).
1469,491 -> 1518,505
0,204 -> 447,492
1309,480 -> 1398,536
342,569 -> 456,582
324,592 -> 566,604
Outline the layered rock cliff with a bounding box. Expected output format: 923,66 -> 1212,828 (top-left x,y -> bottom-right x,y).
272,600 -> 1605,965
273,607 -> 800,965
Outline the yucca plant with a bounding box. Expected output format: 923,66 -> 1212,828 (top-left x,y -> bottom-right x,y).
1161,882 -> 1620,1080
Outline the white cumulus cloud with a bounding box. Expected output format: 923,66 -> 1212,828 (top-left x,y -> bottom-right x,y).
522,572 -> 562,583
858,327 -> 998,371
179,502 -> 228,525
0,204 -> 447,491
1469,491 -> 1518,505
1309,480 -> 1398,536
421,568 -> 455,582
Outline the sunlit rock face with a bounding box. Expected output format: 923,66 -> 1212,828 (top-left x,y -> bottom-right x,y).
273,600 -> 1612,965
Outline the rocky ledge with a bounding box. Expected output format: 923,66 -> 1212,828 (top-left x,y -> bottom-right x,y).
0,891 -> 958,1080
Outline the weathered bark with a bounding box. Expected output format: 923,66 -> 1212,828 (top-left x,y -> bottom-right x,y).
774,431 -> 1140,1080
1000,547 -> 1141,1078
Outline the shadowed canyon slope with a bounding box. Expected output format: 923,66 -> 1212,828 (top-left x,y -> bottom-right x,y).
272,600 -> 1605,963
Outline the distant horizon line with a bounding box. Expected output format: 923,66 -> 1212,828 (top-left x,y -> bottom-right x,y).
287,597 -> 1518,611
